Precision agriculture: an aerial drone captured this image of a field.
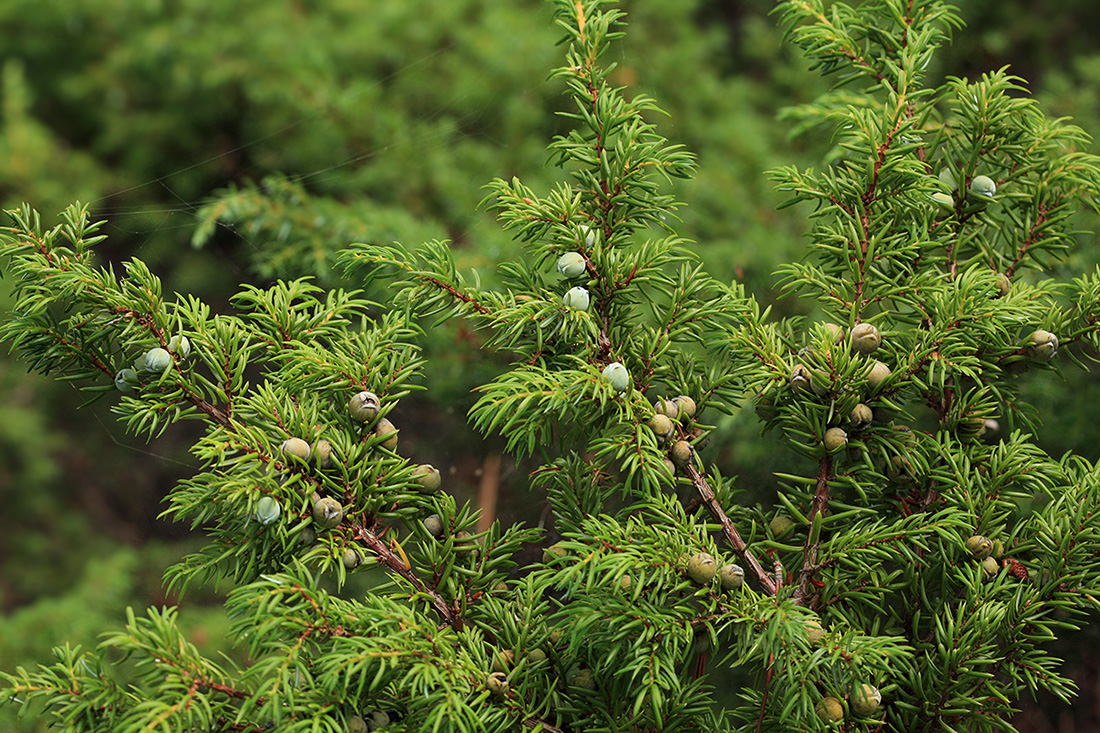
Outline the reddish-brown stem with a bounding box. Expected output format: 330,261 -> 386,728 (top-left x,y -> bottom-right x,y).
684,463 -> 778,596
357,524 -> 462,631
795,456 -> 833,606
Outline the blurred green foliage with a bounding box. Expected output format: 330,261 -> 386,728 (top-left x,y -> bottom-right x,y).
2,1 -> 1100,729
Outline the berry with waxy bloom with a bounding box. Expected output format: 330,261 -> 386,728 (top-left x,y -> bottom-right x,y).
970,174 -> 997,197
114,368 -> 139,393
601,361 -> 630,392
563,286 -> 590,311
167,335 -> 191,359
556,251 -> 587,278
579,224 -> 597,247
930,191 -> 955,212
141,347 -> 172,373
254,496 -> 281,525
938,166 -> 957,191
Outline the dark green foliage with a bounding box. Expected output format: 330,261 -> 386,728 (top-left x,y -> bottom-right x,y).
3,0 -> 1100,732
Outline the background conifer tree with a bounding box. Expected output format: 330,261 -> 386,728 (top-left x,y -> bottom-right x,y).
3,0 -> 1100,731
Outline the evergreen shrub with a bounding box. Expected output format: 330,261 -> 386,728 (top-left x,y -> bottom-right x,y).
3,0 -> 1100,730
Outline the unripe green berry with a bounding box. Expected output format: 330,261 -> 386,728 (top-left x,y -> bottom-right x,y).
312,497 -> 343,529
669,440 -> 693,467
867,360 -> 891,390
556,251 -> 587,278
647,413 -> 675,441
851,684 -> 882,716
254,496 -> 281,525
412,464 -> 441,493
579,224 -> 597,247
348,714 -> 369,733
970,174 -> 997,197
313,440 -> 334,469
492,649 -> 515,673
754,390 -> 779,421
114,368 -> 139,393
423,514 -> 444,539
298,525 -> 316,546
563,286 -> 590,311
686,551 -> 717,584
805,619 -> 826,646
141,347 -> 172,373
822,322 -> 845,343
281,437 -> 311,461
454,530 -> 479,558
718,563 -> 744,591
850,322 -> 881,354
348,391 -> 380,423
653,397 -> 678,418
662,458 -> 677,480
887,454 -> 914,484
568,668 -> 596,690
342,547 -> 361,570
816,696 -> 844,722
849,403 -> 873,431
527,648 -> 547,663
373,418 -> 398,450
672,395 -> 697,420
992,539 -> 1004,559
790,363 -> 813,393
1026,329 -> 1058,362
965,535 -> 993,559
981,556 -> 1000,580
543,542 -> 568,564
487,671 -> 509,695
823,427 -> 848,453
938,166 -> 957,191
167,335 -> 191,359
601,361 -> 630,392
930,191 -> 955,212
366,710 -> 390,731
995,273 -> 1011,297
769,515 -> 795,539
